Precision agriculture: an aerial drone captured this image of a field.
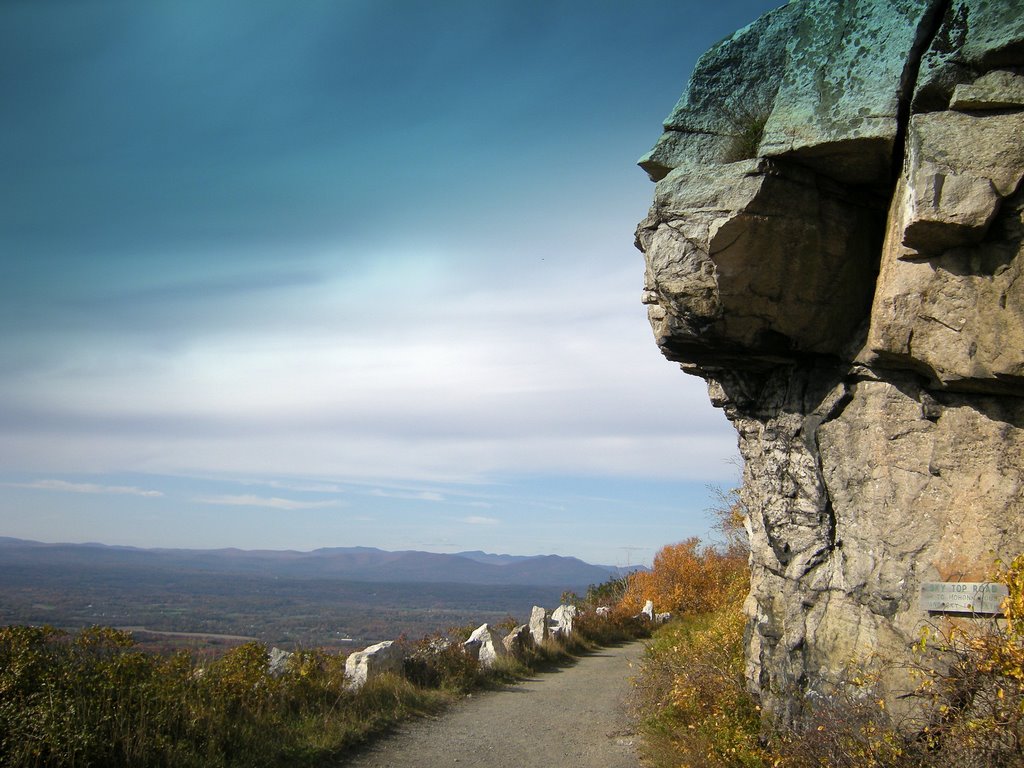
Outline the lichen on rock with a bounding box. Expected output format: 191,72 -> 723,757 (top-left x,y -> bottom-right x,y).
636,0 -> 1024,726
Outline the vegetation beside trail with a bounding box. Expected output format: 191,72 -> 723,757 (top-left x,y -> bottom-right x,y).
0,625 -> 424,768
625,491 -> 1024,768
0,598 -> 647,768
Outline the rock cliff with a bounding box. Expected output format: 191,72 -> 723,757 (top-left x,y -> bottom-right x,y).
635,0 -> 1024,724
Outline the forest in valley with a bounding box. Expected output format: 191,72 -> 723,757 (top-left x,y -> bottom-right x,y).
0,560 -> 565,652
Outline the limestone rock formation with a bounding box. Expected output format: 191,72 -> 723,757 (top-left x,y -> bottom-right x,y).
267,647 -> 293,677
636,0 -> 1024,725
464,624 -> 509,668
502,624 -> 536,658
641,600 -> 654,621
529,605 -> 549,646
344,640 -> 404,690
550,604 -> 578,636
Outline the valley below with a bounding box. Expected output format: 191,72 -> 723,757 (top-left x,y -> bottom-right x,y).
0,538 -> 616,652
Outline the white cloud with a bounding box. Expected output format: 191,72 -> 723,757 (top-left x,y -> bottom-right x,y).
368,488 -> 445,502
0,185 -> 738,495
461,515 -> 498,525
4,479 -> 163,497
0,430 -> 739,487
259,479 -> 348,494
194,494 -> 341,511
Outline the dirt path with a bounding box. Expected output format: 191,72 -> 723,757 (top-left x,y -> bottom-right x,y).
340,640 -> 648,768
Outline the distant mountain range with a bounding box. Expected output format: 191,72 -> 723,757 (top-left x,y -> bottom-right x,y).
0,537 -> 643,589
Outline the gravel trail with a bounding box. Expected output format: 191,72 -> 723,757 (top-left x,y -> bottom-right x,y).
340,640 -> 648,768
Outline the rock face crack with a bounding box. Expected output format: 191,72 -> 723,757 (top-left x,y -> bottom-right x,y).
635,0 -> 1024,727
892,0 -> 953,182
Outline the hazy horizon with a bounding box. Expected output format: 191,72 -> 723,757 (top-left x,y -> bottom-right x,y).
0,534 -> 636,566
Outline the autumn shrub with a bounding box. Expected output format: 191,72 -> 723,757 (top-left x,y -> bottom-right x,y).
766,670 -> 915,768
0,627 -> 452,768
621,487 -> 748,620
621,537 -> 746,618
627,489 -> 768,767
636,571 -> 1024,768
632,569 -> 767,768
573,609 -> 649,647
401,634 -> 480,693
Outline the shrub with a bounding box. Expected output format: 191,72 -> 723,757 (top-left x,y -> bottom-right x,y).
632,578 -> 766,768
620,487 -> 748,619
620,538 -> 746,618
716,97 -> 772,163
0,627 -> 447,768
585,575 -> 630,607
402,634 -> 480,693
338,673 -> 447,744
900,556 -> 1023,765
573,609 -> 649,647
625,488 -> 764,768
635,569 -> 1024,768
0,625 -> 176,768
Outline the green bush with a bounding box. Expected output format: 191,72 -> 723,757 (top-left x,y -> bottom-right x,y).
0,626 -> 445,768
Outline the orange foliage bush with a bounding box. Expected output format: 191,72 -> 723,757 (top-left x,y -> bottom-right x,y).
620,537 -> 746,617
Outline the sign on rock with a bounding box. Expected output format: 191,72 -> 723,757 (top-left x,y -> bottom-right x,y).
920,582 -> 1009,615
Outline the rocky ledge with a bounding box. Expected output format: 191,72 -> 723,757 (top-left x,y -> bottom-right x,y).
635,0 -> 1024,724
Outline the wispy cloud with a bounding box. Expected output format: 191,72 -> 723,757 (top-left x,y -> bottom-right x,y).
368,488 -> 445,502
4,479 -> 163,497
461,515 -> 498,525
194,494 -> 341,511
259,479 -> 348,494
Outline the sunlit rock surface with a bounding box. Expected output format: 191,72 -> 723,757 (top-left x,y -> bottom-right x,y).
636,0 -> 1024,725
464,623 -> 509,668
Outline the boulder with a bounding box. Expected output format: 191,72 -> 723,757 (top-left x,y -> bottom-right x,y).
641,600 -> 654,621
529,605 -> 549,645
267,647 -> 292,677
344,640 -> 404,690
502,624 -> 535,658
758,0 -> 942,185
639,3 -> 795,180
637,158 -> 883,369
463,624 -> 508,668
550,604 -> 579,636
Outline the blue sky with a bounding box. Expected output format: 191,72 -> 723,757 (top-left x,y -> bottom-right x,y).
0,0 -> 780,566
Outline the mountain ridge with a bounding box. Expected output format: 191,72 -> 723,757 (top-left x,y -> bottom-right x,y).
0,536 -> 642,588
